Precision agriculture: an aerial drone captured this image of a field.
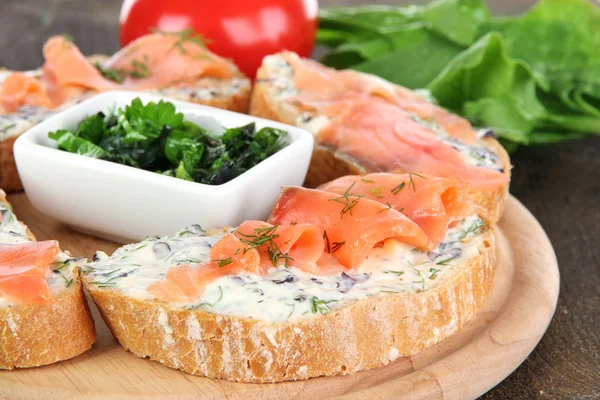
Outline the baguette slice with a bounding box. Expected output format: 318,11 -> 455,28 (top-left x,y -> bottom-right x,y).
249,52 -> 511,223
82,218 -> 495,383
0,55 -> 252,193
0,189 -> 96,369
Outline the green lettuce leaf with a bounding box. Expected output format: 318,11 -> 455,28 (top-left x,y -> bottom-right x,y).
484,0 -> 600,118
352,24 -> 464,89
428,33 -> 547,143
317,0 -> 600,146
420,0 -> 490,47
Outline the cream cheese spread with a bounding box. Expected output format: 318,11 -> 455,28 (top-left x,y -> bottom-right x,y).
84,216 -> 487,322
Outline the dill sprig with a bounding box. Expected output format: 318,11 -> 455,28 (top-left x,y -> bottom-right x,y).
391,181 -> 405,195
215,257 -> 233,268
323,230 -> 331,253
408,172 -> 427,191
436,255 -> 458,265
311,296 -> 336,314
61,33 -> 74,47
328,181 -> 364,218
62,276 -> 74,288
383,270 -> 405,276
458,220 -> 486,240
428,267 -> 440,279
189,286 -> 223,309
94,62 -> 126,83
130,55 -> 151,78
369,185 -> 385,198
378,201 -> 393,213
152,27 -> 212,58
238,224 -> 293,267
0,123 -> 16,134
331,241 -> 345,253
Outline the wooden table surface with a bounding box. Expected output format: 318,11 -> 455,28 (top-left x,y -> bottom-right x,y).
0,1 -> 598,399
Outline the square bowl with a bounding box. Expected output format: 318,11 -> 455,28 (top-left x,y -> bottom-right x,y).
14,91 -> 314,243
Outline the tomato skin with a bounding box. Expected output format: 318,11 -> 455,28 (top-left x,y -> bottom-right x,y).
119,0 -> 318,78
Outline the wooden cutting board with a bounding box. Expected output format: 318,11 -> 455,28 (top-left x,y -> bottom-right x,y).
0,194 -> 559,400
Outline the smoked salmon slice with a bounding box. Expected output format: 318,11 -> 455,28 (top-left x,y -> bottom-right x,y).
0,241 -> 60,304
0,73 -> 52,113
319,173 -> 470,247
148,221 -> 333,304
268,186 -> 430,269
147,234 -> 260,303
103,33 -> 235,88
317,98 -> 509,191
0,33 -> 237,113
282,52 -> 478,142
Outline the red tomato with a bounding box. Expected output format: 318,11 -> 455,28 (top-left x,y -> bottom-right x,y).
119,0 -> 318,78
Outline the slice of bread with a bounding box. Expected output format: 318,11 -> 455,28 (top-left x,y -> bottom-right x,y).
0,58 -> 252,193
82,217 -> 495,383
249,52 -> 511,223
0,189 -> 96,369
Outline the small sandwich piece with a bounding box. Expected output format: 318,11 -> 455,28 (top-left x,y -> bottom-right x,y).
249,52 -> 511,223
0,32 -> 252,192
82,180 -> 495,383
0,189 -> 95,369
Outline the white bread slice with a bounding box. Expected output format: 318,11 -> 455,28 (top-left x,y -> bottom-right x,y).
0,189 -> 96,369
82,217 -> 495,383
0,57 -> 252,193
249,52 -> 511,223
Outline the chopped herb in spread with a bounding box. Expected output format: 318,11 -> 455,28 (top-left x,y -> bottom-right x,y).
436,255 -> 458,266
311,296 -> 336,314
62,276 -> 74,288
48,97 -> 289,185
82,216 -> 487,322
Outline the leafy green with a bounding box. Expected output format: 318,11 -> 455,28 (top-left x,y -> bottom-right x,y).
317,0 -> 600,147
76,113 -> 107,143
352,24 -> 465,89
49,130 -> 108,158
420,0 -> 490,47
428,33 -> 547,143
48,98 -> 289,185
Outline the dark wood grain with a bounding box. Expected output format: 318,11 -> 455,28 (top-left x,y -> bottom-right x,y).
0,1 -> 598,399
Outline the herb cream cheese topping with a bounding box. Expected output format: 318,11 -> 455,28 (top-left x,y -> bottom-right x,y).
85,216 -> 487,322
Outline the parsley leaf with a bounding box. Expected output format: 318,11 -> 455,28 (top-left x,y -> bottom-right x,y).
48,97 -> 289,185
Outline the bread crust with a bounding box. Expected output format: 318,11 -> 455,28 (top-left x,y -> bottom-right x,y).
0,192 -> 96,369
249,59 -> 512,223
0,135 -> 23,192
84,230 -> 495,383
0,280 -> 96,370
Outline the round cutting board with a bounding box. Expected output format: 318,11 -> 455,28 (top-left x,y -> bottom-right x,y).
0,194 -> 559,400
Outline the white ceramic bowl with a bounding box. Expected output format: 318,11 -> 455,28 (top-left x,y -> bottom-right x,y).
14,91 -> 314,243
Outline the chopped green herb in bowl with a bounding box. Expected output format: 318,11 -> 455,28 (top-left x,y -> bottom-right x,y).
48,97 -> 289,185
